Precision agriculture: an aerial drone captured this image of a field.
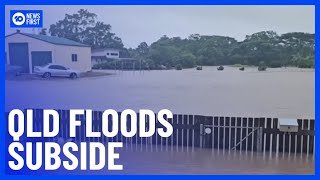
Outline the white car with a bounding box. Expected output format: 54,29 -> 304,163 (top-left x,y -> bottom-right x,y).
34,64 -> 80,79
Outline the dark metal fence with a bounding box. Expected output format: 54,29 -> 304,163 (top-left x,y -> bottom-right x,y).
7,109 -> 315,157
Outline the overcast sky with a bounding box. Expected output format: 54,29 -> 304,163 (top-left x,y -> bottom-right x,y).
5,5 -> 315,48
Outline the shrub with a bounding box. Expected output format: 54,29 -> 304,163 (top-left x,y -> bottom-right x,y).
217,66 -> 224,71
175,64 -> 182,70
269,61 -> 282,68
92,62 -> 114,69
297,57 -> 314,68
258,66 -> 267,71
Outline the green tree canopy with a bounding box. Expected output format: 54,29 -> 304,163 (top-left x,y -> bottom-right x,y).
49,9 -> 123,49
129,31 -> 314,69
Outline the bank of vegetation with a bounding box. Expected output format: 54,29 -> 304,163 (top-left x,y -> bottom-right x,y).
126,32 -> 314,70
45,9 -> 314,70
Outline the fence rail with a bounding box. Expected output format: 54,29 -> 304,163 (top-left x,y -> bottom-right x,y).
6,109 -> 315,157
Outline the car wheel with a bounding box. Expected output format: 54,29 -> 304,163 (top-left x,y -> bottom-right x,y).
43,72 -> 51,78
70,73 -> 77,79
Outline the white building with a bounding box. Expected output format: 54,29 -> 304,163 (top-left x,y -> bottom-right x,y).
5,30 -> 92,73
91,48 -> 120,65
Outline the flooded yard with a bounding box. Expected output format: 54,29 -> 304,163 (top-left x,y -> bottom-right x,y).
5,66 -> 315,174
6,66 -> 315,118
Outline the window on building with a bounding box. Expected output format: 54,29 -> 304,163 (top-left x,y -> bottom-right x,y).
110,53 -> 118,56
106,53 -> 110,55
72,54 -> 78,62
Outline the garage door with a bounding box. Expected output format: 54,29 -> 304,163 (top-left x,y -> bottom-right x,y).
9,43 -> 29,73
31,51 -> 52,72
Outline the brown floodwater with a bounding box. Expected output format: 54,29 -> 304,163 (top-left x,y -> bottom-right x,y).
109,145 -> 314,175
6,66 -> 315,119
6,66 -> 315,175
51,144 -> 314,175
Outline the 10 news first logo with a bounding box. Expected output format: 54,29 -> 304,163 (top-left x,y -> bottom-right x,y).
10,10 -> 43,28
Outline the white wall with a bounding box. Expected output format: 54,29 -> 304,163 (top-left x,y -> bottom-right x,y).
5,33 -> 91,73
54,45 -> 91,72
92,49 -> 120,59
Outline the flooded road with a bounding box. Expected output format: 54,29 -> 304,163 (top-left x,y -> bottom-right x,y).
6,66 -> 315,118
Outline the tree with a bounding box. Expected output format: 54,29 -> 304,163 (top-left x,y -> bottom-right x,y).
280,32 -> 314,66
230,31 -> 283,66
39,28 -> 47,35
126,31 -> 314,70
82,21 -> 123,49
188,34 -> 201,41
49,9 -> 123,49
136,42 -> 149,57
176,52 -> 196,68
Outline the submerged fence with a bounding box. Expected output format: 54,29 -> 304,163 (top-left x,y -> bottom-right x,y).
7,109 -> 315,157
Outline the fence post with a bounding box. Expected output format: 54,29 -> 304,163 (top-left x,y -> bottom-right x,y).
257,127 -> 263,152
200,123 -> 204,148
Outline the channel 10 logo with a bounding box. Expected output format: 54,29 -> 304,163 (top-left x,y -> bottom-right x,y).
10,10 -> 43,28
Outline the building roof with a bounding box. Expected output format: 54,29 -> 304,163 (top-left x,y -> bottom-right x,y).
6,31 -> 91,47
92,48 -> 120,52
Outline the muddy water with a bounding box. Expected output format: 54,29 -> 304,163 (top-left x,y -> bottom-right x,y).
6,66 -> 315,174
112,146 -> 314,175
6,66 -> 315,118
52,145 -> 313,175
